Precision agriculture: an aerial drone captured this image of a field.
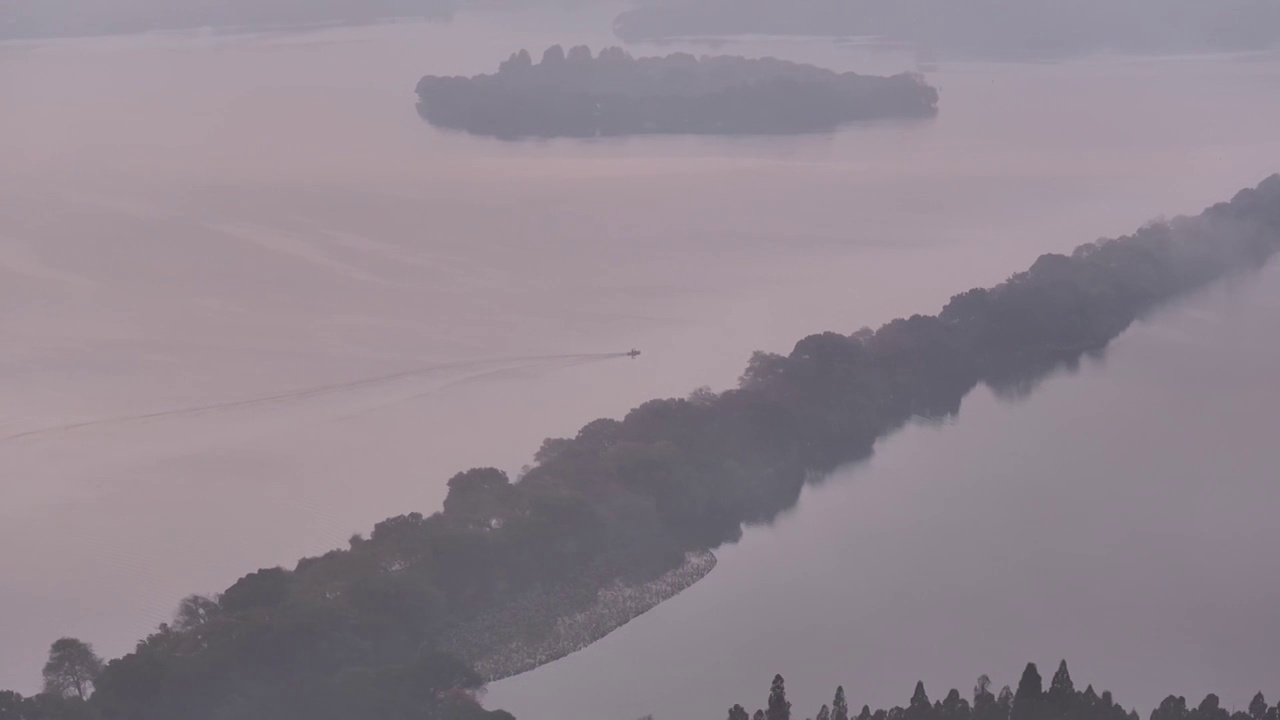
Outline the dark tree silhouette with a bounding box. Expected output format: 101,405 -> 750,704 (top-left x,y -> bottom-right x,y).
833,687 -> 850,720
1048,661 -> 1075,714
1250,695 -> 1269,720
0,692 -> 23,720
42,639 -> 103,701
941,688 -> 972,720
731,705 -> 750,720
769,675 -> 793,720
975,675 -> 997,717
218,567 -> 290,612
416,47 -> 938,139
172,594 -> 221,632
722,663 -> 1279,720
1194,695 -> 1229,720
999,686 -> 1016,719
909,682 -> 935,720
1013,664 -> 1045,720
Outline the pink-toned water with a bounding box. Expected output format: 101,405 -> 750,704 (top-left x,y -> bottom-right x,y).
2,18 -> 1278,712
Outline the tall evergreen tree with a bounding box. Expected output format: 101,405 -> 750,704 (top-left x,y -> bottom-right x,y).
768,675 -> 792,720
1081,684 -> 1100,715
908,682 -> 935,720
913,683 -> 932,709
1011,664 -> 1043,720
832,687 -> 849,720
998,685 -> 1015,720
1048,660 -> 1075,714
1249,695 -> 1268,720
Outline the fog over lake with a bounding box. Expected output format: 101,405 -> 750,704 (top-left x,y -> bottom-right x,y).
488,270 -> 1280,719
2,14 -> 1279,709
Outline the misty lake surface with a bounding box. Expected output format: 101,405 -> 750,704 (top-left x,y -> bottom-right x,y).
2,12 -> 1279,712
487,271 -> 1280,719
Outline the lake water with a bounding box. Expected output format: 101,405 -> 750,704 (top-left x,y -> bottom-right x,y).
1,13 -> 1278,708
488,271 -> 1280,719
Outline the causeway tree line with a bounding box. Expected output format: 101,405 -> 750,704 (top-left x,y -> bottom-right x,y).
2,176 -> 1278,719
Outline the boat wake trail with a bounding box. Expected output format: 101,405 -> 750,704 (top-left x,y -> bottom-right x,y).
331,354 -> 617,425
0,352 -> 632,446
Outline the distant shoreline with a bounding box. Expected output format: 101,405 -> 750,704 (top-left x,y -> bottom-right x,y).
611,0 -> 1280,60
0,11 -> 453,44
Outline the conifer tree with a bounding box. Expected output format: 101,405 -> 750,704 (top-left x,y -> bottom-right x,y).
768,675 -> 792,720
998,685 -> 1015,720
908,681 -> 935,720
1249,694 -> 1268,720
1082,686 -> 1099,707
832,687 -> 849,720
1048,660 -> 1075,714
1011,664 -> 1043,720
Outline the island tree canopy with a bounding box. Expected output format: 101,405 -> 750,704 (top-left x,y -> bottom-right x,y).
416,46 -> 938,139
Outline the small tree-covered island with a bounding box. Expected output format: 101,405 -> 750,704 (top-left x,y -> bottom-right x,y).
414,46 -> 940,139
2,176 -> 1279,719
